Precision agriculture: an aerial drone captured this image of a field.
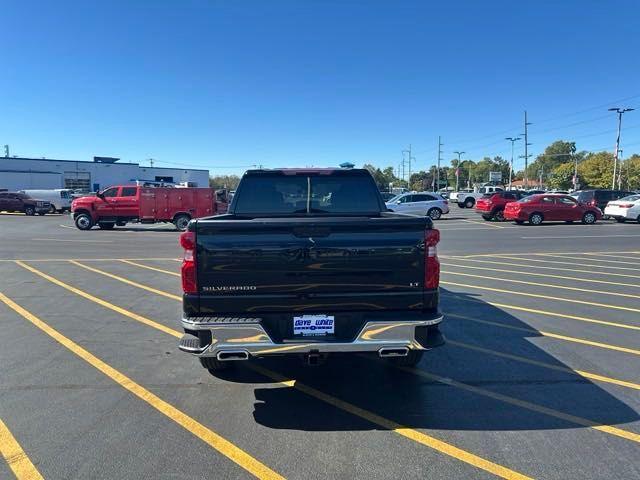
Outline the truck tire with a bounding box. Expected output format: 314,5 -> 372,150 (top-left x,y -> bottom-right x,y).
457,202 -> 465,208
529,213 -> 543,225
74,213 -> 94,230
199,356 -> 231,372
427,207 -> 442,220
49,205 -> 57,214
481,214 -> 492,221
38,212 -> 46,216
98,222 -> 115,230
615,218 -> 626,223
24,206 -> 35,216
493,209 -> 505,221
174,214 -> 191,231
387,350 -> 423,367
464,198 -> 475,208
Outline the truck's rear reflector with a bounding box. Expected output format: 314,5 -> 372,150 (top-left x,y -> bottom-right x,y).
424,229 -> 440,290
180,231 -> 197,294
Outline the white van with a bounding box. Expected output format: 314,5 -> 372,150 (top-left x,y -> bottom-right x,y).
19,189 -> 73,213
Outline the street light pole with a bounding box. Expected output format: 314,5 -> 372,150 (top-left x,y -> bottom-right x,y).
453,150 -> 465,192
608,107 -> 634,190
522,111 -> 532,190
505,137 -> 521,190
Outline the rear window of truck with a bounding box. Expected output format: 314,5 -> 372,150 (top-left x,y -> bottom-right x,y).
233,171 -> 383,215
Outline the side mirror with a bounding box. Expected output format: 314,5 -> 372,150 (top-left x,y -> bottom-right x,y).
97,192 -> 105,200
395,201 -> 402,205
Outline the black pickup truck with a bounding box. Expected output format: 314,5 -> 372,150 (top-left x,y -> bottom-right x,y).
178,168 -> 444,371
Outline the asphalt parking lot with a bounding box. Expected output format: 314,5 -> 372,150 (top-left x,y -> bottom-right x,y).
1,210 -> 640,480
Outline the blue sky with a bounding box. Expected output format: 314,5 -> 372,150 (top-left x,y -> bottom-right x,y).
2,0 -> 640,175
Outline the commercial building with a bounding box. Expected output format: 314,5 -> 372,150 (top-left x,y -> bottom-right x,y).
0,156 -> 209,192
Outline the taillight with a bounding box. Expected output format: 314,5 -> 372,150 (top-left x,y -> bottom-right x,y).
180,231 -> 197,294
424,229 -> 440,290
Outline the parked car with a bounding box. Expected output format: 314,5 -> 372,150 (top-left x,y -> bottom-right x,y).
178,168 -> 444,371
453,185 -> 504,208
0,192 -> 51,215
504,193 -> 602,225
604,194 -> 640,223
475,190 -> 529,221
571,189 -> 635,212
385,191 -> 449,220
19,189 -> 73,213
71,185 -> 222,231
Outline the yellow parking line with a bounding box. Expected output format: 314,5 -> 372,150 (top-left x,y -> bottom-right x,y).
442,292 -> 640,332
247,364 -> 532,480
0,258 -> 180,263
542,253 -> 640,266
440,262 -> 640,289
447,312 -> 640,356
0,292 -> 283,480
441,280 -> 640,315
447,340 -> 640,391
22,262 -> 640,459
460,219 -> 506,228
69,261 -> 182,301
448,250 -> 640,259
493,255 -> 640,272
443,257 -> 640,280
0,417 -> 43,480
14,266 -> 531,479
393,362 -> 640,444
441,270 -> 640,301
119,259 -> 181,277
16,261 -> 181,338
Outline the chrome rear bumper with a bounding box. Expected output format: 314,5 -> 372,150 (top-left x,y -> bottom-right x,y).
180,314 -> 443,358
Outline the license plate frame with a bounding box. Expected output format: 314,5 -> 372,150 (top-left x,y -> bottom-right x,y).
293,314 -> 335,337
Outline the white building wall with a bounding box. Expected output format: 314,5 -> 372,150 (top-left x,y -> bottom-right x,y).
0,158 -> 209,191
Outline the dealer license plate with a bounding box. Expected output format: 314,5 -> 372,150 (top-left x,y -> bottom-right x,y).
293,315 -> 335,336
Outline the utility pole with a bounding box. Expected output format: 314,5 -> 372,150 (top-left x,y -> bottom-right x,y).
618,149 -> 623,190
608,107 -> 634,190
148,158 -> 155,168
436,136 -> 443,192
505,137 -> 521,190
402,145 -> 414,189
453,150 -> 465,192
3,145 -> 8,158
522,111 -> 532,189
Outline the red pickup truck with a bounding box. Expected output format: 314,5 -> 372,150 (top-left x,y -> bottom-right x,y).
71,185 -> 225,231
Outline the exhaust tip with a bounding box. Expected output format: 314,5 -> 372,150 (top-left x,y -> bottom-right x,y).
378,347 -> 409,358
216,350 -> 250,361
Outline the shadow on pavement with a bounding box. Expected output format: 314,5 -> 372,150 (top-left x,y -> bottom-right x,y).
210,288 -> 639,432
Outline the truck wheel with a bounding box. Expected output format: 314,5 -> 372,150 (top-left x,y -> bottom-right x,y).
427,207 -> 442,220
615,218 -> 626,223
49,205 -> 57,214
98,222 -> 115,230
457,202 -> 465,208
387,350 -> 423,367
481,214 -> 492,221
199,356 -> 231,372
24,206 -> 35,216
464,198 -> 475,208
37,212 -> 46,216
74,213 -> 94,230
174,214 -> 191,231
529,213 -> 543,225
493,209 -> 505,221
582,212 -> 597,224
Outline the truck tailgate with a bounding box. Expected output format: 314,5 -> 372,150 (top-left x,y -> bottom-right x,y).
192,215 -> 433,314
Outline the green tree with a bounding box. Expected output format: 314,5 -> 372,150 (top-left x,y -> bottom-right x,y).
578,152 -> 614,188
621,154 -> 640,190
548,163 -> 575,190
209,175 -> 241,190
526,140 -> 577,180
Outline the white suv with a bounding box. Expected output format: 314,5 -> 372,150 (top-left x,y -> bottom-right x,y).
386,192 -> 450,220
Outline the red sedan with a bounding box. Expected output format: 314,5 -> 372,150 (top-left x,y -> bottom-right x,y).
504,194 -> 602,225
